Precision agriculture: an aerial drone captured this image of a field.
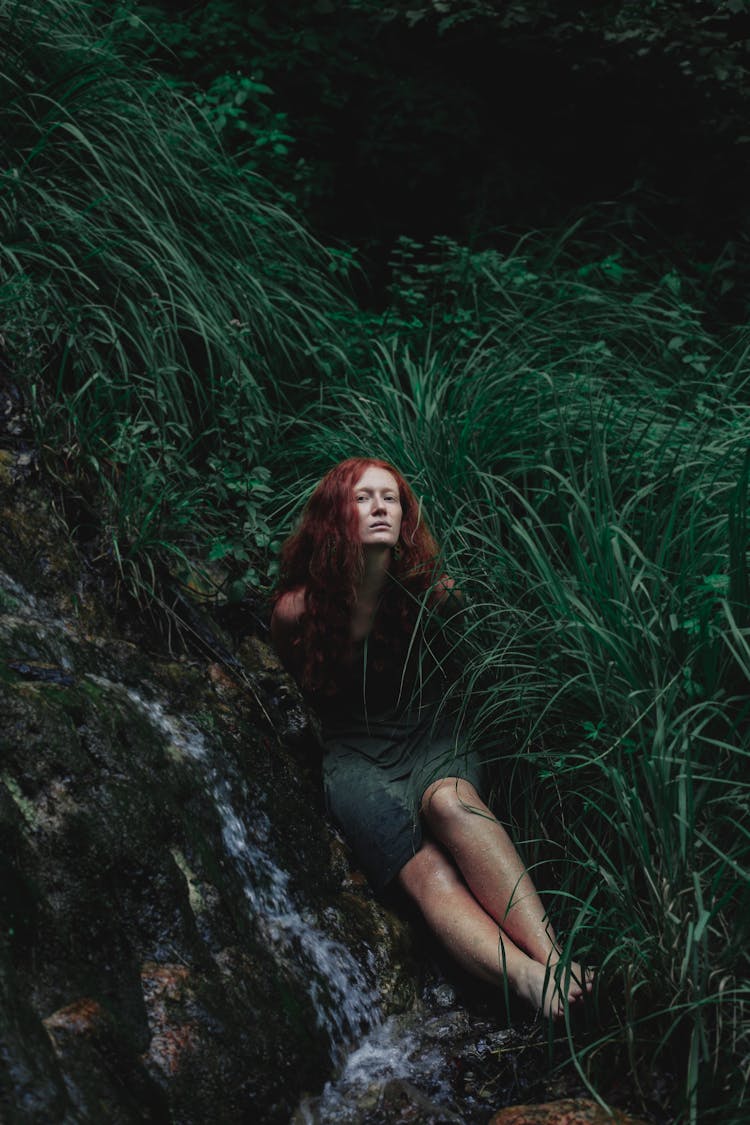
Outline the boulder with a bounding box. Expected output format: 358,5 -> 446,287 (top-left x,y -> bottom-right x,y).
0,450 -> 417,1123
488,1097 -> 650,1125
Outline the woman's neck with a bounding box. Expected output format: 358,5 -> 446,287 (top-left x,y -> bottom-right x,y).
357,546 -> 391,604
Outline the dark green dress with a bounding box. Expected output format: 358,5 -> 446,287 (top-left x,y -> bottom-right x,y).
314,599 -> 485,890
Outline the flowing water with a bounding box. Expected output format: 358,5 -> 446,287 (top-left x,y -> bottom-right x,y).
295,1011 -> 453,1124
294,985 -> 521,1125
115,685 -> 383,1065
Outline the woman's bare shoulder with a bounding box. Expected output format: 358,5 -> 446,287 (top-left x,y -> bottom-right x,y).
434,574 -> 463,605
271,586 -> 306,629
270,587 -> 306,673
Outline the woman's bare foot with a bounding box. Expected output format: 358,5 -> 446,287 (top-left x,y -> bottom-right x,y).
547,957 -> 595,1003
513,960 -> 565,1019
513,958 -> 593,1019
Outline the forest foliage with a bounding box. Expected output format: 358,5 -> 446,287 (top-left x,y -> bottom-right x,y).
1,1 -> 749,1122
109,0 -> 750,299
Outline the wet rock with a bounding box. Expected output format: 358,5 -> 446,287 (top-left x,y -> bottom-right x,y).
0,448 -> 15,486
236,634 -> 321,750
42,997 -> 167,1124
0,375 -> 29,440
0,656 -> 349,1120
488,1099 -> 650,1125
0,940 -> 69,1125
0,466 -> 418,1122
7,660 -> 75,684
360,1077 -> 465,1124
0,478 -> 112,636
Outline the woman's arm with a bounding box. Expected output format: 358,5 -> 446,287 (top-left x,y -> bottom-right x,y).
270,587 -> 306,679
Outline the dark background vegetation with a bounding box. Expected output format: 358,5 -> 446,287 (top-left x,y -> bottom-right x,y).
113,0 -> 750,311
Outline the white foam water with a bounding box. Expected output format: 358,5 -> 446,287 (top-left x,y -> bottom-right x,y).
295,1009 -> 454,1124
0,568 -> 75,667
0,569 -> 42,614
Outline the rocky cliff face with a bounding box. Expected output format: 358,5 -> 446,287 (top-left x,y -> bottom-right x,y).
0,445 -> 416,1123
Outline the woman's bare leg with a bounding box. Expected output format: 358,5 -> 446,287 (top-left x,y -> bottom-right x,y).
420,777 -> 590,1000
398,840 -> 572,1018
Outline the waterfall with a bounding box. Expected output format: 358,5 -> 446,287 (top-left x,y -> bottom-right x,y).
114,685 -> 382,1064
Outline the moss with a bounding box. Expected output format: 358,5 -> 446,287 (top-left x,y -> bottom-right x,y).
0,775 -> 39,830
0,585 -> 21,613
170,848 -> 206,916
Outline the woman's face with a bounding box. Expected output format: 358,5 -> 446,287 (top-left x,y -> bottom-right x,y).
352,466 -> 403,549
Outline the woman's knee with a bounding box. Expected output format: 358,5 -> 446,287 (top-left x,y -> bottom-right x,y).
420,777 -> 483,830
397,840 -> 461,903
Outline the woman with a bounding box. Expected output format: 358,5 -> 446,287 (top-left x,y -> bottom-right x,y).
271,457 -> 588,1019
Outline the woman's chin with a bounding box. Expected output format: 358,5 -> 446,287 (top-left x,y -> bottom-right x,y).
363,537 -> 396,549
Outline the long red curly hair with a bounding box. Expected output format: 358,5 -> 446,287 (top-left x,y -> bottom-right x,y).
272,457 -> 442,695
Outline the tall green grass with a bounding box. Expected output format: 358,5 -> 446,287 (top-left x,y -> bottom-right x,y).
3,1 -> 748,1115
275,235 -> 750,1121
0,0 -> 350,592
